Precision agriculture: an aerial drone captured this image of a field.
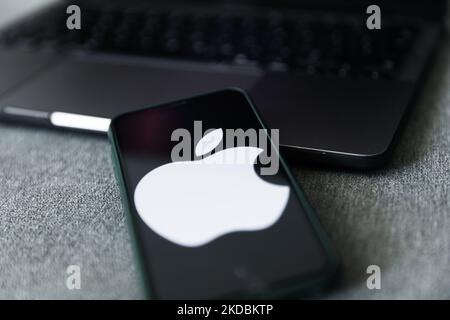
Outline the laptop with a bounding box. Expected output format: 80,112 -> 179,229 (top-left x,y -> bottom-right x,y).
0,0 -> 446,168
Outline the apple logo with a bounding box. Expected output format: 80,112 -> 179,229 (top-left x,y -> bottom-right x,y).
133,128 -> 290,247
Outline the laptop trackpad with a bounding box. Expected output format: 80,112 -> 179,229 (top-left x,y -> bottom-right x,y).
0,57 -> 261,118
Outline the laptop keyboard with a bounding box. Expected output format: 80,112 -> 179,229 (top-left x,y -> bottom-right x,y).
0,5 -> 418,80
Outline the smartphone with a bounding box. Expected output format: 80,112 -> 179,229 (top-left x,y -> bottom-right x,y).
108,88 -> 338,299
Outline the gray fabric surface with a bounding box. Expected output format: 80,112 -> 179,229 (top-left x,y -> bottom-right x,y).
0,38 -> 449,300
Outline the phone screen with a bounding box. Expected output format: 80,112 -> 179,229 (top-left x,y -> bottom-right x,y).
110,89 -> 336,299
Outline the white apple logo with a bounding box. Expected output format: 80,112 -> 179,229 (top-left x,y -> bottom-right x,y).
133,128 -> 290,247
